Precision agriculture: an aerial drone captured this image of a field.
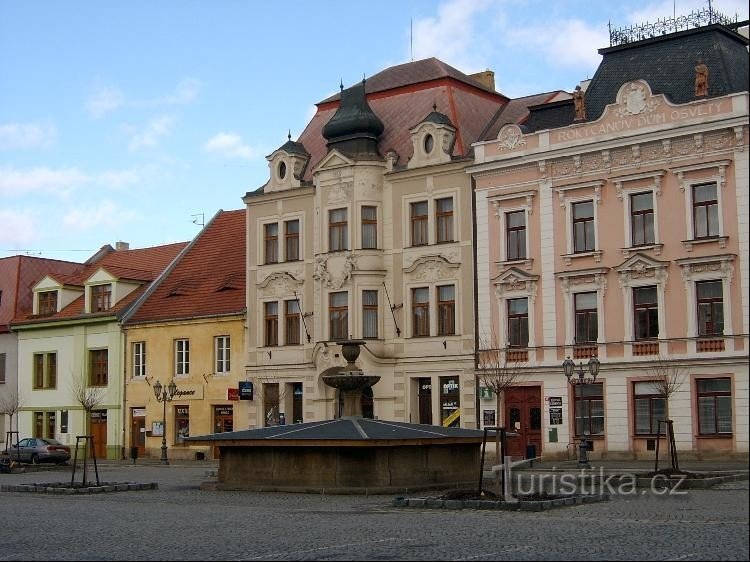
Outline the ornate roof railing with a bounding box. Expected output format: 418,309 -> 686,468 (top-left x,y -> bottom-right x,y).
608,7 -> 739,46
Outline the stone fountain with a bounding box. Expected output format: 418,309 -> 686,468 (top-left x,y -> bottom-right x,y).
187,340 -> 484,493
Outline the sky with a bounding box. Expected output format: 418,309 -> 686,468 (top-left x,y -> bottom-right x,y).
1,0 -> 747,264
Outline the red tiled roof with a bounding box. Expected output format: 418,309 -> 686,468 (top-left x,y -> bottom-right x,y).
125,209 -> 246,324
293,58 -> 511,183
0,256 -> 82,332
10,241 -> 187,326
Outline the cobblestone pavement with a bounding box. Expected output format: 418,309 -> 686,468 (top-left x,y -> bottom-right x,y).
0,462 -> 747,561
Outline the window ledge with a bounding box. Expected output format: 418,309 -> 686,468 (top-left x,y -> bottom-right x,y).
682,236 -> 728,252
695,434 -> 733,439
621,244 -> 664,258
497,258 -> 533,271
561,250 -> 602,266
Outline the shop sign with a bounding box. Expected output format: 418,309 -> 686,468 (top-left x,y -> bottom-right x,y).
239,381 -> 254,400
172,385 -> 203,400
227,388 -> 239,401
548,396 -> 562,407
479,386 -> 494,400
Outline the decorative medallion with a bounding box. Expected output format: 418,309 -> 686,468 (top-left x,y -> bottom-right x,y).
497,124 -> 526,150
314,252 -> 356,290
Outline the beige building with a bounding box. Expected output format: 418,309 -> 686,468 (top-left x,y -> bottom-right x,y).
469,21 -> 749,459
243,60 -> 532,429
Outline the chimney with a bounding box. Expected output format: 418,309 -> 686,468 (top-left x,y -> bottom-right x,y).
115,241 -> 130,251
470,70 -> 495,91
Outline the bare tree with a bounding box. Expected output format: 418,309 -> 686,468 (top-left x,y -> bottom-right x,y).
476,336 -> 523,461
646,355 -> 687,472
70,372 -> 106,415
0,388 -> 22,449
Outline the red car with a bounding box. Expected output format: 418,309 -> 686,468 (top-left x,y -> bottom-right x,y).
8,438 -> 71,465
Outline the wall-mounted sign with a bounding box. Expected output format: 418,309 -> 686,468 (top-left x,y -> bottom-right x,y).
479,386 -> 494,400
151,421 -> 163,436
549,407 -> 563,425
239,381 -> 254,400
548,397 -> 562,407
171,385 -> 204,400
227,388 -> 239,401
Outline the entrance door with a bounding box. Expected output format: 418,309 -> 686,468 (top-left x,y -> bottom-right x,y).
504,386 -> 542,459
213,406 -> 233,459
130,409 -> 146,457
89,410 -> 107,459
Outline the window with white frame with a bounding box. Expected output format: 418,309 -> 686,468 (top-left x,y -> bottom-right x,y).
697,378 -> 732,435
574,292 -> 598,344
361,206 -> 377,249
633,286 -> 659,341
264,302 -> 278,347
675,161 -> 729,247
175,339 -> 190,376
215,336 -> 230,374
411,287 -> 430,337
572,200 -> 595,253
493,269 -> 538,350
437,285 -> 455,336
132,341 -> 146,378
692,183 -> 719,239
696,280 -> 724,336
630,192 -> 655,246
362,290 -> 378,339
264,223 -> 279,264
633,381 -> 665,435
285,300 -> 300,345
91,284 -> 112,312
435,197 -> 454,243
506,210 -> 527,261
285,220 -> 300,261
329,292 -> 348,340
616,256 -> 667,345
558,268 -> 606,348
676,254 -> 734,340
507,297 -> 529,347
410,201 -> 428,246
329,208 -> 348,252
38,290 -> 58,315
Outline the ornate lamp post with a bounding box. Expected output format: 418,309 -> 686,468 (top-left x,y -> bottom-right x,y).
153,379 -> 178,465
562,356 -> 601,468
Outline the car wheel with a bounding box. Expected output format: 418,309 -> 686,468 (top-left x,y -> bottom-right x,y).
31,454 -> 40,465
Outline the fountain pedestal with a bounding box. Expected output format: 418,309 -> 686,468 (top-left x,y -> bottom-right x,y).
321,340 -> 380,418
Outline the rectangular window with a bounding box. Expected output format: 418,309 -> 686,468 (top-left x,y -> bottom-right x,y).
175,339 -> 190,376
506,210 -> 526,260
91,284 -> 112,312
32,352 -> 56,389
285,220 -> 300,261
33,412 -> 43,438
132,342 -> 146,378
361,206 -> 378,249
412,287 -> 430,337
60,410 -> 68,433
435,197 -> 454,243
693,183 -> 719,239
410,201 -> 428,246
264,223 -> 279,264
362,290 -> 378,339
329,208 -> 348,251
437,285 -> 455,336
507,298 -> 529,348
329,292 -> 348,340
215,336 -> 230,373
38,290 -> 58,315
574,383 -> 604,437
696,280 -> 723,336
285,300 -> 300,345
45,411 -> 55,439
633,381 -> 665,435
697,378 -> 732,435
264,302 -> 279,347
633,286 -> 658,340
630,192 -> 655,246
175,406 -> 190,441
0,352 -> 5,384
572,200 -> 595,253
574,292 -> 598,344
89,349 -> 108,387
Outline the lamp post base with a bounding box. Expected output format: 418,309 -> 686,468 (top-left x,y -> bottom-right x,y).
160,442 -> 169,465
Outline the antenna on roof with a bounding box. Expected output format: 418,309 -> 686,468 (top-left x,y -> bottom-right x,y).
340,79 -> 344,91
191,213 -> 204,227
288,130 -> 291,141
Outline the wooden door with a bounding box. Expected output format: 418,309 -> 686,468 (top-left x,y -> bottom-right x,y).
89,410 -> 107,459
130,411 -> 146,456
504,386 -> 542,459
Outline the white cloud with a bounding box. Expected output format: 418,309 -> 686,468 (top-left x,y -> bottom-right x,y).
0,208 -> 38,247
0,122 -> 57,149
63,200 -> 135,231
507,19 -> 607,68
203,132 -> 258,160
163,78 -> 202,105
127,115 -> 175,151
86,85 -> 124,118
0,166 -> 141,196
411,0 -> 492,72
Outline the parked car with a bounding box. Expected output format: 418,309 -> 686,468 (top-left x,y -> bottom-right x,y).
8,438 -> 71,465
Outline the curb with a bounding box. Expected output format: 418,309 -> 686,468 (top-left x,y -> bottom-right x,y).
391,493 -> 609,510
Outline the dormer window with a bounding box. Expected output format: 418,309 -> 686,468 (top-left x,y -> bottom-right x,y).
423,133 -> 434,154
38,290 -> 58,315
91,284 -> 112,312
278,161 -> 287,180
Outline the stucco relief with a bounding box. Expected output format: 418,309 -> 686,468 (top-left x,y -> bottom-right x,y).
616,255 -> 669,288
558,269 -> 608,296
678,258 -> 735,285
492,268 -> 539,301
314,252 -> 356,290
403,254 -> 460,282
496,124 -> 526,151
327,182 -> 353,204
615,81 -> 660,117
257,272 -> 303,298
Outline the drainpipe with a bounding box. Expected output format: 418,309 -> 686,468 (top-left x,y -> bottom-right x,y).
121,328 -> 127,460
471,175 -> 480,430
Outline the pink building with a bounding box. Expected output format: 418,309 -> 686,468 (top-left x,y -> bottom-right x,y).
470,19 -> 748,459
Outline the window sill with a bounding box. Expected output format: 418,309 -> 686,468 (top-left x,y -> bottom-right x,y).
681,236 -> 728,252
695,434 -> 733,439
621,243 -> 664,258
496,258 -> 533,271
561,250 -> 602,266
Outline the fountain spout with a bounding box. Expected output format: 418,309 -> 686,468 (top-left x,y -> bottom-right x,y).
322,340 -> 380,418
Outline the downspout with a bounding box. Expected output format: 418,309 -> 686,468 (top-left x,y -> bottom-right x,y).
471,174 -> 480,430
121,328 -> 127,460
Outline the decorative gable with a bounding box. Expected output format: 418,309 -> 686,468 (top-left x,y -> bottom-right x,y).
492,267 -> 539,296
407,111 -> 456,169
615,253 -> 669,287
264,136 -> 310,193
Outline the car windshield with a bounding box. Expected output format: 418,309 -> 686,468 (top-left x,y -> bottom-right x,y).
39,439 -> 63,445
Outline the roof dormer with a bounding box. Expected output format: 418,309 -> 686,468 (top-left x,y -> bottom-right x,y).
84,267 -> 142,313
32,275 -> 82,316
407,105 -> 456,169
264,134 -> 310,193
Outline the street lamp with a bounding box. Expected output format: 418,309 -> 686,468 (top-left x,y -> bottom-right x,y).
562,356 -> 600,468
153,379 -> 178,465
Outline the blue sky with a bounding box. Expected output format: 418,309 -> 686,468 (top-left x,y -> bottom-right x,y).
1,0 -> 747,263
